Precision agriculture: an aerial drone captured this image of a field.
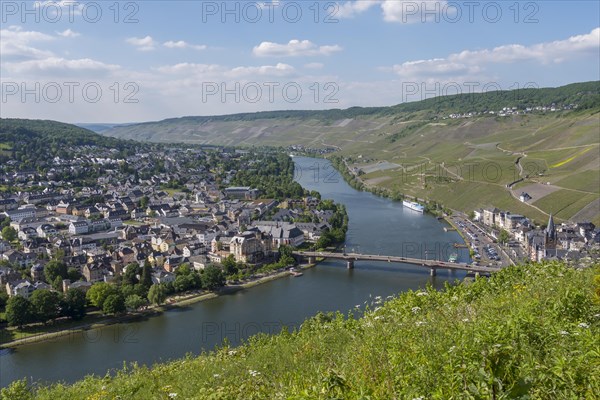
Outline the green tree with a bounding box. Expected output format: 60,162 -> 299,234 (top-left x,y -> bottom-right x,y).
140,260 -> 153,289
63,288 -> 87,320
6,296 -> 34,328
123,263 -> 140,285
148,284 -> 167,305
0,291 -> 8,311
201,265 -> 226,291
67,267 -> 82,282
221,255 -> 238,276
498,229 -> 510,245
102,294 -> 125,315
86,282 -> 117,308
125,294 -> 146,311
1,226 -> 17,242
30,289 -> 61,323
44,260 -> 68,284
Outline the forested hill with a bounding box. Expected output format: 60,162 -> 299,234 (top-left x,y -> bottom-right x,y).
100,81 -> 600,144
114,81 -> 600,126
0,118 -> 141,166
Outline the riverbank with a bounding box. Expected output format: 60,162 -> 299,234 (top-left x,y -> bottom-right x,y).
0,263 -> 317,349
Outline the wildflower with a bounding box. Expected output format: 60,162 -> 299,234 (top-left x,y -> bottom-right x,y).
578,322 -> 590,329
415,321 -> 425,326
228,350 -> 237,356
411,306 -> 421,314
462,318 -> 469,322
559,330 -> 569,335
416,291 -> 428,296
213,374 -> 220,378
168,394 -> 178,399
448,346 -> 456,353
248,369 -> 261,377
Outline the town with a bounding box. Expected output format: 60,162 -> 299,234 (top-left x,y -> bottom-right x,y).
0,133 -> 347,330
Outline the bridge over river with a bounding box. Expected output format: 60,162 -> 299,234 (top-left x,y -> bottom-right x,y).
293,251 -> 501,276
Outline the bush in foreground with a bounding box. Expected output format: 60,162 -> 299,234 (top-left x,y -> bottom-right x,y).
3,262 -> 599,399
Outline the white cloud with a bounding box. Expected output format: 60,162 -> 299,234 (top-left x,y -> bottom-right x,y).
3,57 -> 120,74
449,27 -> 600,65
336,0 -> 379,18
381,0 -> 448,23
336,0 -> 449,23
253,40 -> 342,57
163,40 -> 207,51
0,26 -> 55,60
229,63 -> 296,77
391,28 -> 600,79
57,29 -> 80,38
305,62 -> 324,69
126,36 -> 156,51
155,62 -> 295,79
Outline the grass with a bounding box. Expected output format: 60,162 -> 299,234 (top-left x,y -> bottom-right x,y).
5,261 -> 599,399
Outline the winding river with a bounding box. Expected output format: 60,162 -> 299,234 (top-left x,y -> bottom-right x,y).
0,156 -> 468,387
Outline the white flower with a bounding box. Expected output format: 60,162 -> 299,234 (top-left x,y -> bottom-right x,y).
228,350 -> 237,356
462,318 -> 469,322
412,397 -> 424,400
411,306 -> 421,314
448,346 -> 456,352
213,374 -> 220,378
415,321 -> 426,326
559,330 -> 569,335
416,291 -> 428,296
248,369 -> 261,377
578,322 -> 590,329
168,394 -> 178,399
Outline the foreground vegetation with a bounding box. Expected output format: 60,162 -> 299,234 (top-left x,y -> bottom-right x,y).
4,261 -> 599,399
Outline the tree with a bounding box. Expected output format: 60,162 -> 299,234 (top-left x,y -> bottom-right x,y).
123,263 -> 140,285
102,294 -> 125,315
63,288 -> 87,320
148,284 -> 167,305
30,289 -> 62,323
1,226 -> 17,242
221,255 -> 238,276
140,260 -> 153,289
125,294 -> 146,311
67,267 -> 82,282
44,260 -> 68,284
86,282 -> 117,308
201,265 -> 226,291
6,296 -> 34,328
0,291 -> 8,311
498,229 -> 510,245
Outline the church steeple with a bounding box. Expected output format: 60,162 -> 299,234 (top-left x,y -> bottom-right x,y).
546,214 -> 556,241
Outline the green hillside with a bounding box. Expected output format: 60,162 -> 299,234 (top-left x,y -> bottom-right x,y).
100,82 -> 600,225
5,262 -> 599,399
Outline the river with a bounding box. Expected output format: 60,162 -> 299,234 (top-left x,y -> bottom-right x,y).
0,156 -> 468,387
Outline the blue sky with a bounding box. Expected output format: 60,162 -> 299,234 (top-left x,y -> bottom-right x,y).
1,0 -> 599,123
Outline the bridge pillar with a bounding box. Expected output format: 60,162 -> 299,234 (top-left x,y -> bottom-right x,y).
430,268 -> 437,277
308,256 -> 316,264
347,260 -> 354,269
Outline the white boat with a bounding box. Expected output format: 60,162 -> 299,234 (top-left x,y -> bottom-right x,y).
402,200 -> 424,213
